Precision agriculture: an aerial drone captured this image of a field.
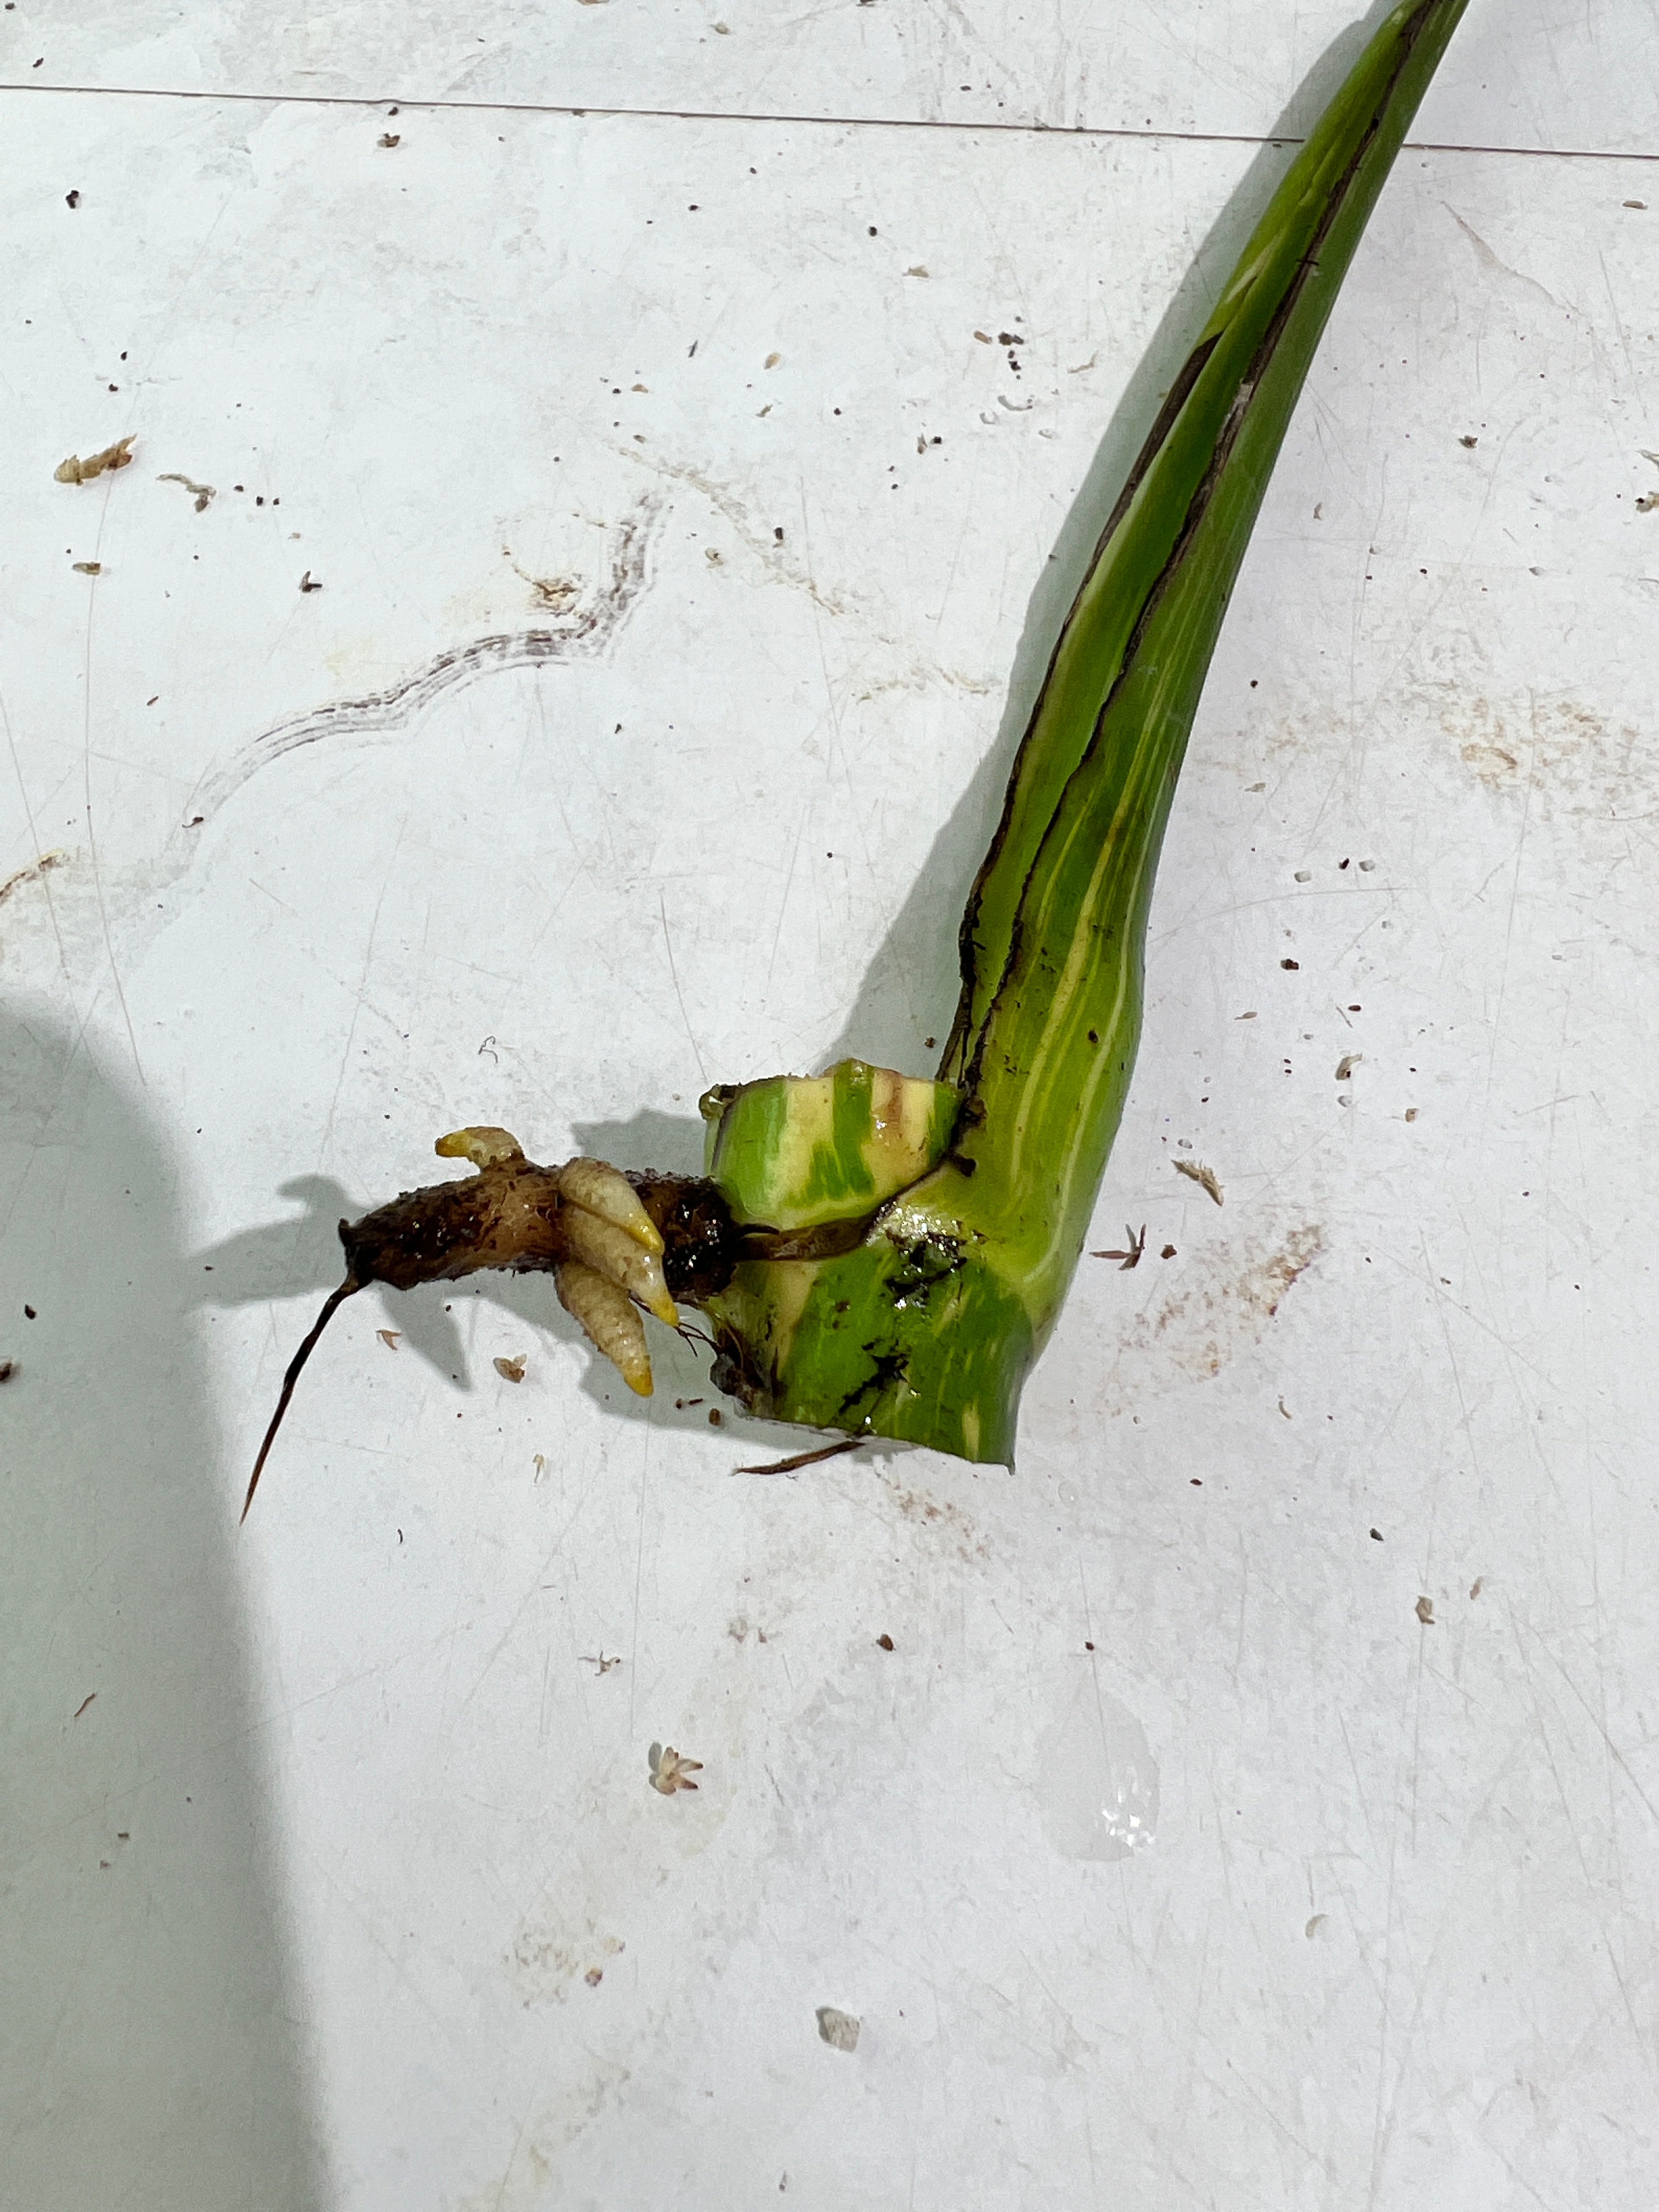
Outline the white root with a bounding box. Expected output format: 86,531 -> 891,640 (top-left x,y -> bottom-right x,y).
557,1261 -> 653,1396
557,1157 -> 664,1254
435,1125 -> 526,1169
560,1205 -> 678,1327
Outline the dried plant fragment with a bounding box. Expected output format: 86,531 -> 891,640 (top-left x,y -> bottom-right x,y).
158,472 -> 216,512
71,561 -> 101,575
1092,1224 -> 1146,1270
1173,1159 -> 1224,1206
376,1329 -> 400,1350
494,1354 -> 527,1383
55,436 -> 134,484
648,1743 -> 702,1794
1415,1595 -> 1435,1624
1335,1054 -> 1362,1081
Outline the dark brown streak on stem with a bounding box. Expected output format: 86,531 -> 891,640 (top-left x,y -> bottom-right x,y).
952,0 -> 1438,1104
941,332 -> 1222,1081
241,1277 -> 362,1521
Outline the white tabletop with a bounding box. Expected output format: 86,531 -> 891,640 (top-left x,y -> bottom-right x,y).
3,4 -> 1656,2207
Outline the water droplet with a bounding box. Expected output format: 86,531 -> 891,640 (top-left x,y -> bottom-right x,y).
1035,1677 -> 1159,1861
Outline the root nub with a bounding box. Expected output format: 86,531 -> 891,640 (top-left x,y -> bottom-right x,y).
557,1261 -> 654,1395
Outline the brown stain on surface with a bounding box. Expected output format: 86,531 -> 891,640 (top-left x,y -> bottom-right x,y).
1442,692 -> 1646,816
1105,1224 -> 1324,1412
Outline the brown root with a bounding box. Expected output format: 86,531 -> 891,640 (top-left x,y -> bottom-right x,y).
241,1277 -> 361,1521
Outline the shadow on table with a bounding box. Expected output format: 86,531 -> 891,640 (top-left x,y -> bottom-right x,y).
0,1004 -> 328,2211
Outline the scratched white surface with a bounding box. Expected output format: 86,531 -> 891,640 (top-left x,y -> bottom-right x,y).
5,0 -> 1653,155
2,9 -> 1657,2210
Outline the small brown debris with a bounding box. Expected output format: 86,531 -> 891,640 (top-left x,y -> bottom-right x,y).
73,1693 -> 97,1720
533,1452 -> 548,1479
1469,1576 -> 1483,1599
0,851 -> 66,909
1335,1053 -> 1362,1081
996,331 -> 1023,346
376,1329 -> 400,1350
1404,1107 -> 1419,1123
1173,1159 -> 1223,1205
584,1967 -> 603,1986
648,1743 -> 702,1795
1415,1595 -> 1435,1626
157,471 -> 215,511
973,330 -> 992,343
71,560 -> 101,574
707,1406 -> 723,1427
378,132 -> 400,148
876,1633 -> 894,1651
816,2006 -> 860,2052
494,1354 -> 527,1383
1092,1223 -> 1146,1270
1370,1527 -> 1384,1541
1160,1244 -> 1176,1259
1637,493 -> 1659,515
905,265 -> 929,277
1280,957 -> 1300,970
65,189 -> 81,208
580,1652 -> 622,1674
735,1436 -> 863,1475
764,351 -> 781,369
1235,1009 -> 1257,1019
55,435 -> 134,485
298,570 -> 321,591
1459,434 -> 1479,448
0,1361 -> 13,1383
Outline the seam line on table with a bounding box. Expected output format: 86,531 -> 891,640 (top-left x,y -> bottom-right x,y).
2,81 -> 1655,165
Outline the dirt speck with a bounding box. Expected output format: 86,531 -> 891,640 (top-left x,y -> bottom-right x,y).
1415,1595 -> 1435,1626
494,1354 -> 526,1383
816,2006 -> 860,2052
